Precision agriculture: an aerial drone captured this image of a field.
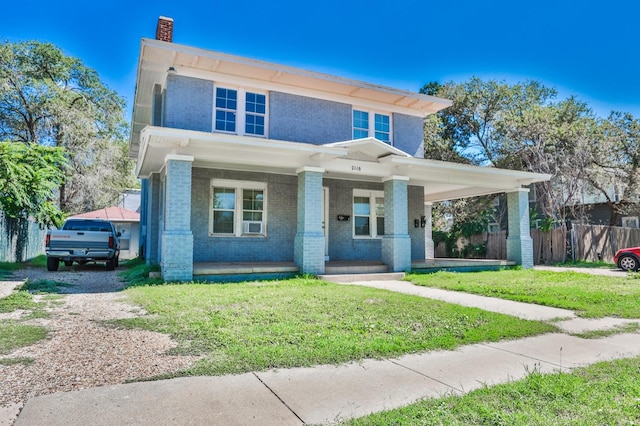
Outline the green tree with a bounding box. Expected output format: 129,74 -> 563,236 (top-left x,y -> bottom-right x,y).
421,77 -> 557,168
500,97 -> 600,225
0,141 -> 67,227
586,112 -> 640,225
0,40 -> 136,214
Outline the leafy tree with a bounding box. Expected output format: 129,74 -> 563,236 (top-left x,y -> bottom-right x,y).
0,40 -> 136,214
585,112 -> 640,225
500,97 -> 600,225
0,141 -> 67,227
421,77 -> 557,168
421,77 -> 637,232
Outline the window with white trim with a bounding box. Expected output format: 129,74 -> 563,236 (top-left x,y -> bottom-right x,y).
352,109 -> 391,144
353,189 -> 384,238
210,179 -> 267,236
214,87 -> 267,137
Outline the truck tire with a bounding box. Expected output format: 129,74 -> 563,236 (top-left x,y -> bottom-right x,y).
105,257 -> 116,271
47,257 -> 59,272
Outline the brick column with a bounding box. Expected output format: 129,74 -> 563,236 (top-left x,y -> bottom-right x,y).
161,155 -> 194,281
294,167 -> 325,275
382,176 -> 411,272
506,188 -> 534,269
424,202 -> 435,259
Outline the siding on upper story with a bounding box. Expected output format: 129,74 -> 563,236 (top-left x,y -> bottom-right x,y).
163,75 -> 213,132
160,75 -> 425,157
393,113 -> 425,158
269,91 -> 352,144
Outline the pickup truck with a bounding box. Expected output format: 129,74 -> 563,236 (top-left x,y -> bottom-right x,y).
45,218 -> 120,271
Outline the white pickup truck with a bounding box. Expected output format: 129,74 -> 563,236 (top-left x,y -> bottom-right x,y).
45,218 -> 120,271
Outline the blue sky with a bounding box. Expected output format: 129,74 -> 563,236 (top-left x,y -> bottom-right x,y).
2,0 -> 639,119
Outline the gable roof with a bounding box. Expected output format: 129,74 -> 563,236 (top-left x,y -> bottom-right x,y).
324,138 -> 412,160
70,206 -> 140,223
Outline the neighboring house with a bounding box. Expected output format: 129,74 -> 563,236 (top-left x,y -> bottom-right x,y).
129,17 -> 550,281
117,189 -> 142,213
563,182 -> 639,228
69,206 -> 140,260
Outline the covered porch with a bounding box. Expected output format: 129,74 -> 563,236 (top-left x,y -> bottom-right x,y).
138,126 -> 549,282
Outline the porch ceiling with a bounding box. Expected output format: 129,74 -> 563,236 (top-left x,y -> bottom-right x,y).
137,126 -> 551,202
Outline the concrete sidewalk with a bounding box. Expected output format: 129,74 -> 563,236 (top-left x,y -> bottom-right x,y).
14,280 -> 640,425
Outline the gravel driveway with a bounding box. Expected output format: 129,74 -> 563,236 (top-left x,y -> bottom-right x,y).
0,265 -> 197,424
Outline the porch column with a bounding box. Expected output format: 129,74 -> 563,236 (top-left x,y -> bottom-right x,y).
424,202 -> 434,259
506,188 -> 534,268
161,155 -> 194,281
382,176 -> 411,272
294,167 -> 325,275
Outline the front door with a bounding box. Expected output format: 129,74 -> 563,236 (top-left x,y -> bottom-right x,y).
322,187 -> 329,260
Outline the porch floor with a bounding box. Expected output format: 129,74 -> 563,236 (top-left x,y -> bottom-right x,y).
192,258 -> 515,279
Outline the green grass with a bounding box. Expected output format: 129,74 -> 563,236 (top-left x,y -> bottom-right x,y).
0,320 -> 48,354
119,258 -> 162,287
0,256 -> 48,277
26,255 -> 48,268
551,259 -> 616,269
342,356 -> 640,425
0,357 -> 35,365
0,261 -> 21,279
0,291 -> 37,313
118,277 -> 555,376
19,279 -> 74,294
407,270 -> 640,318
572,322 -> 640,339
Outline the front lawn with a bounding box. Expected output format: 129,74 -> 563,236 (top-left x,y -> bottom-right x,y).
407,270 -> 640,318
343,355 -> 640,425
118,277 -> 554,376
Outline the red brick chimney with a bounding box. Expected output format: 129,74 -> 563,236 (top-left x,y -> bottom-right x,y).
156,16 -> 173,42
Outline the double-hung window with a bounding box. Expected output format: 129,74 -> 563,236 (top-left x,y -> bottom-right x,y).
211,179 -> 267,236
352,109 -> 391,144
215,88 -> 238,132
353,189 -> 384,238
214,87 -> 267,137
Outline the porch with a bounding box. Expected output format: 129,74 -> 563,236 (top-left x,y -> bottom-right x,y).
192,259 -> 516,283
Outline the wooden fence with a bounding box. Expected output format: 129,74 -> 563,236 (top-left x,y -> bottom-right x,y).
435,228 -> 567,264
435,225 -> 640,264
571,224 -> 640,263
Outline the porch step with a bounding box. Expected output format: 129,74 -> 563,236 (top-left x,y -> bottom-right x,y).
319,272 -> 405,283
324,261 -> 389,275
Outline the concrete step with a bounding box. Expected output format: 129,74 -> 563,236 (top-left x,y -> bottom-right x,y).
318,272 -> 405,283
324,261 -> 389,275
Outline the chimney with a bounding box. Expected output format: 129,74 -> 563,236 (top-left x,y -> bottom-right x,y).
156,16 -> 174,42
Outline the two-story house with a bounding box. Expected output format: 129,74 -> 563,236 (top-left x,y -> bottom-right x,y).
130,17 -> 550,281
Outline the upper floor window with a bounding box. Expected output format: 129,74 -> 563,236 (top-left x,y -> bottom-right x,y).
215,87 -> 267,137
352,109 -> 391,144
245,92 -> 266,136
215,88 -> 237,132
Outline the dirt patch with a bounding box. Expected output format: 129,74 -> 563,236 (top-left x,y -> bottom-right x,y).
0,265 -> 197,420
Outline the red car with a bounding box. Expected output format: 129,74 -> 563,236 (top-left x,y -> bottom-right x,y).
614,246 -> 640,271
